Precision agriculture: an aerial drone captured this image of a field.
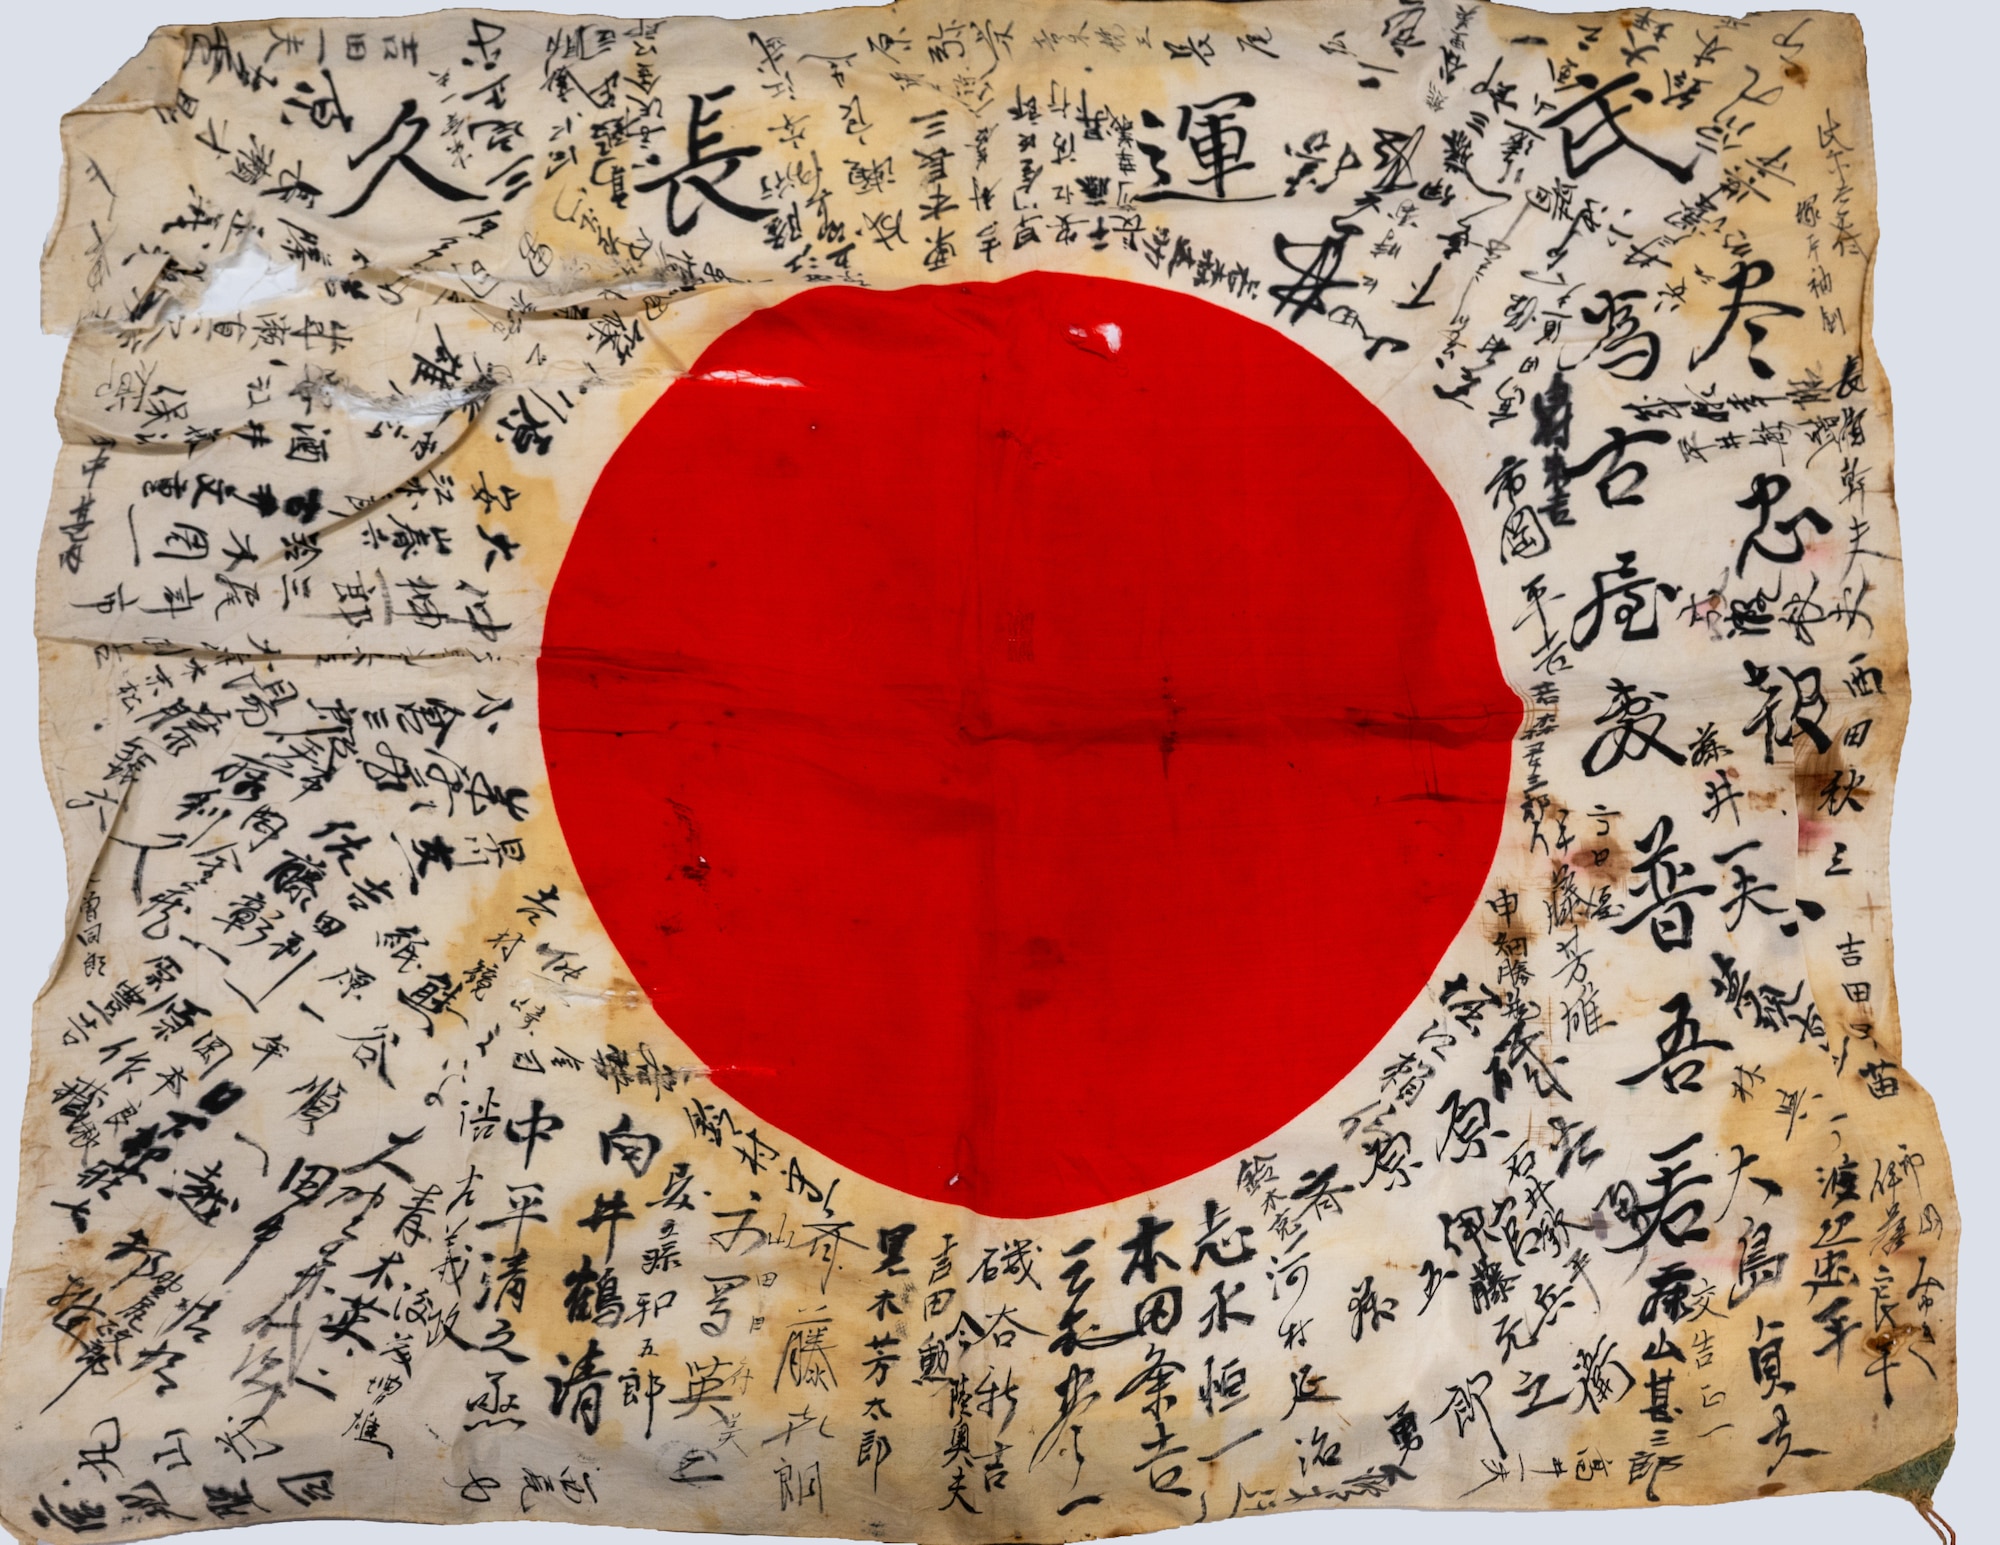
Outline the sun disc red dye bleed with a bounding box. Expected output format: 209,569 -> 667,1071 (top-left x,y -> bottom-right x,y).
539,271 -> 1517,1219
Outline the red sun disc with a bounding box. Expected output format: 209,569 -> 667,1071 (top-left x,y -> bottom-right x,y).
540,271 -> 1518,1218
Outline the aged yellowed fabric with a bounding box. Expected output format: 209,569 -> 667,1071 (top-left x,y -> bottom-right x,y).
3,4 -> 1953,1541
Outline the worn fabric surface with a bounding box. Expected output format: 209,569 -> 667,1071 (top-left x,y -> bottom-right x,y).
1,4 -> 1955,1541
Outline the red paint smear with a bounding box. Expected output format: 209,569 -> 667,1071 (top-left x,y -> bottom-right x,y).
540,272 -> 1518,1218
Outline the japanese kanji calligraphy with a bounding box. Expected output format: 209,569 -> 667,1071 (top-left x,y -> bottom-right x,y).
2,4 -> 1955,1541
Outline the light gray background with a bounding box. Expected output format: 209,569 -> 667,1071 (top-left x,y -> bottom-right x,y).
3,3 -> 1989,1542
